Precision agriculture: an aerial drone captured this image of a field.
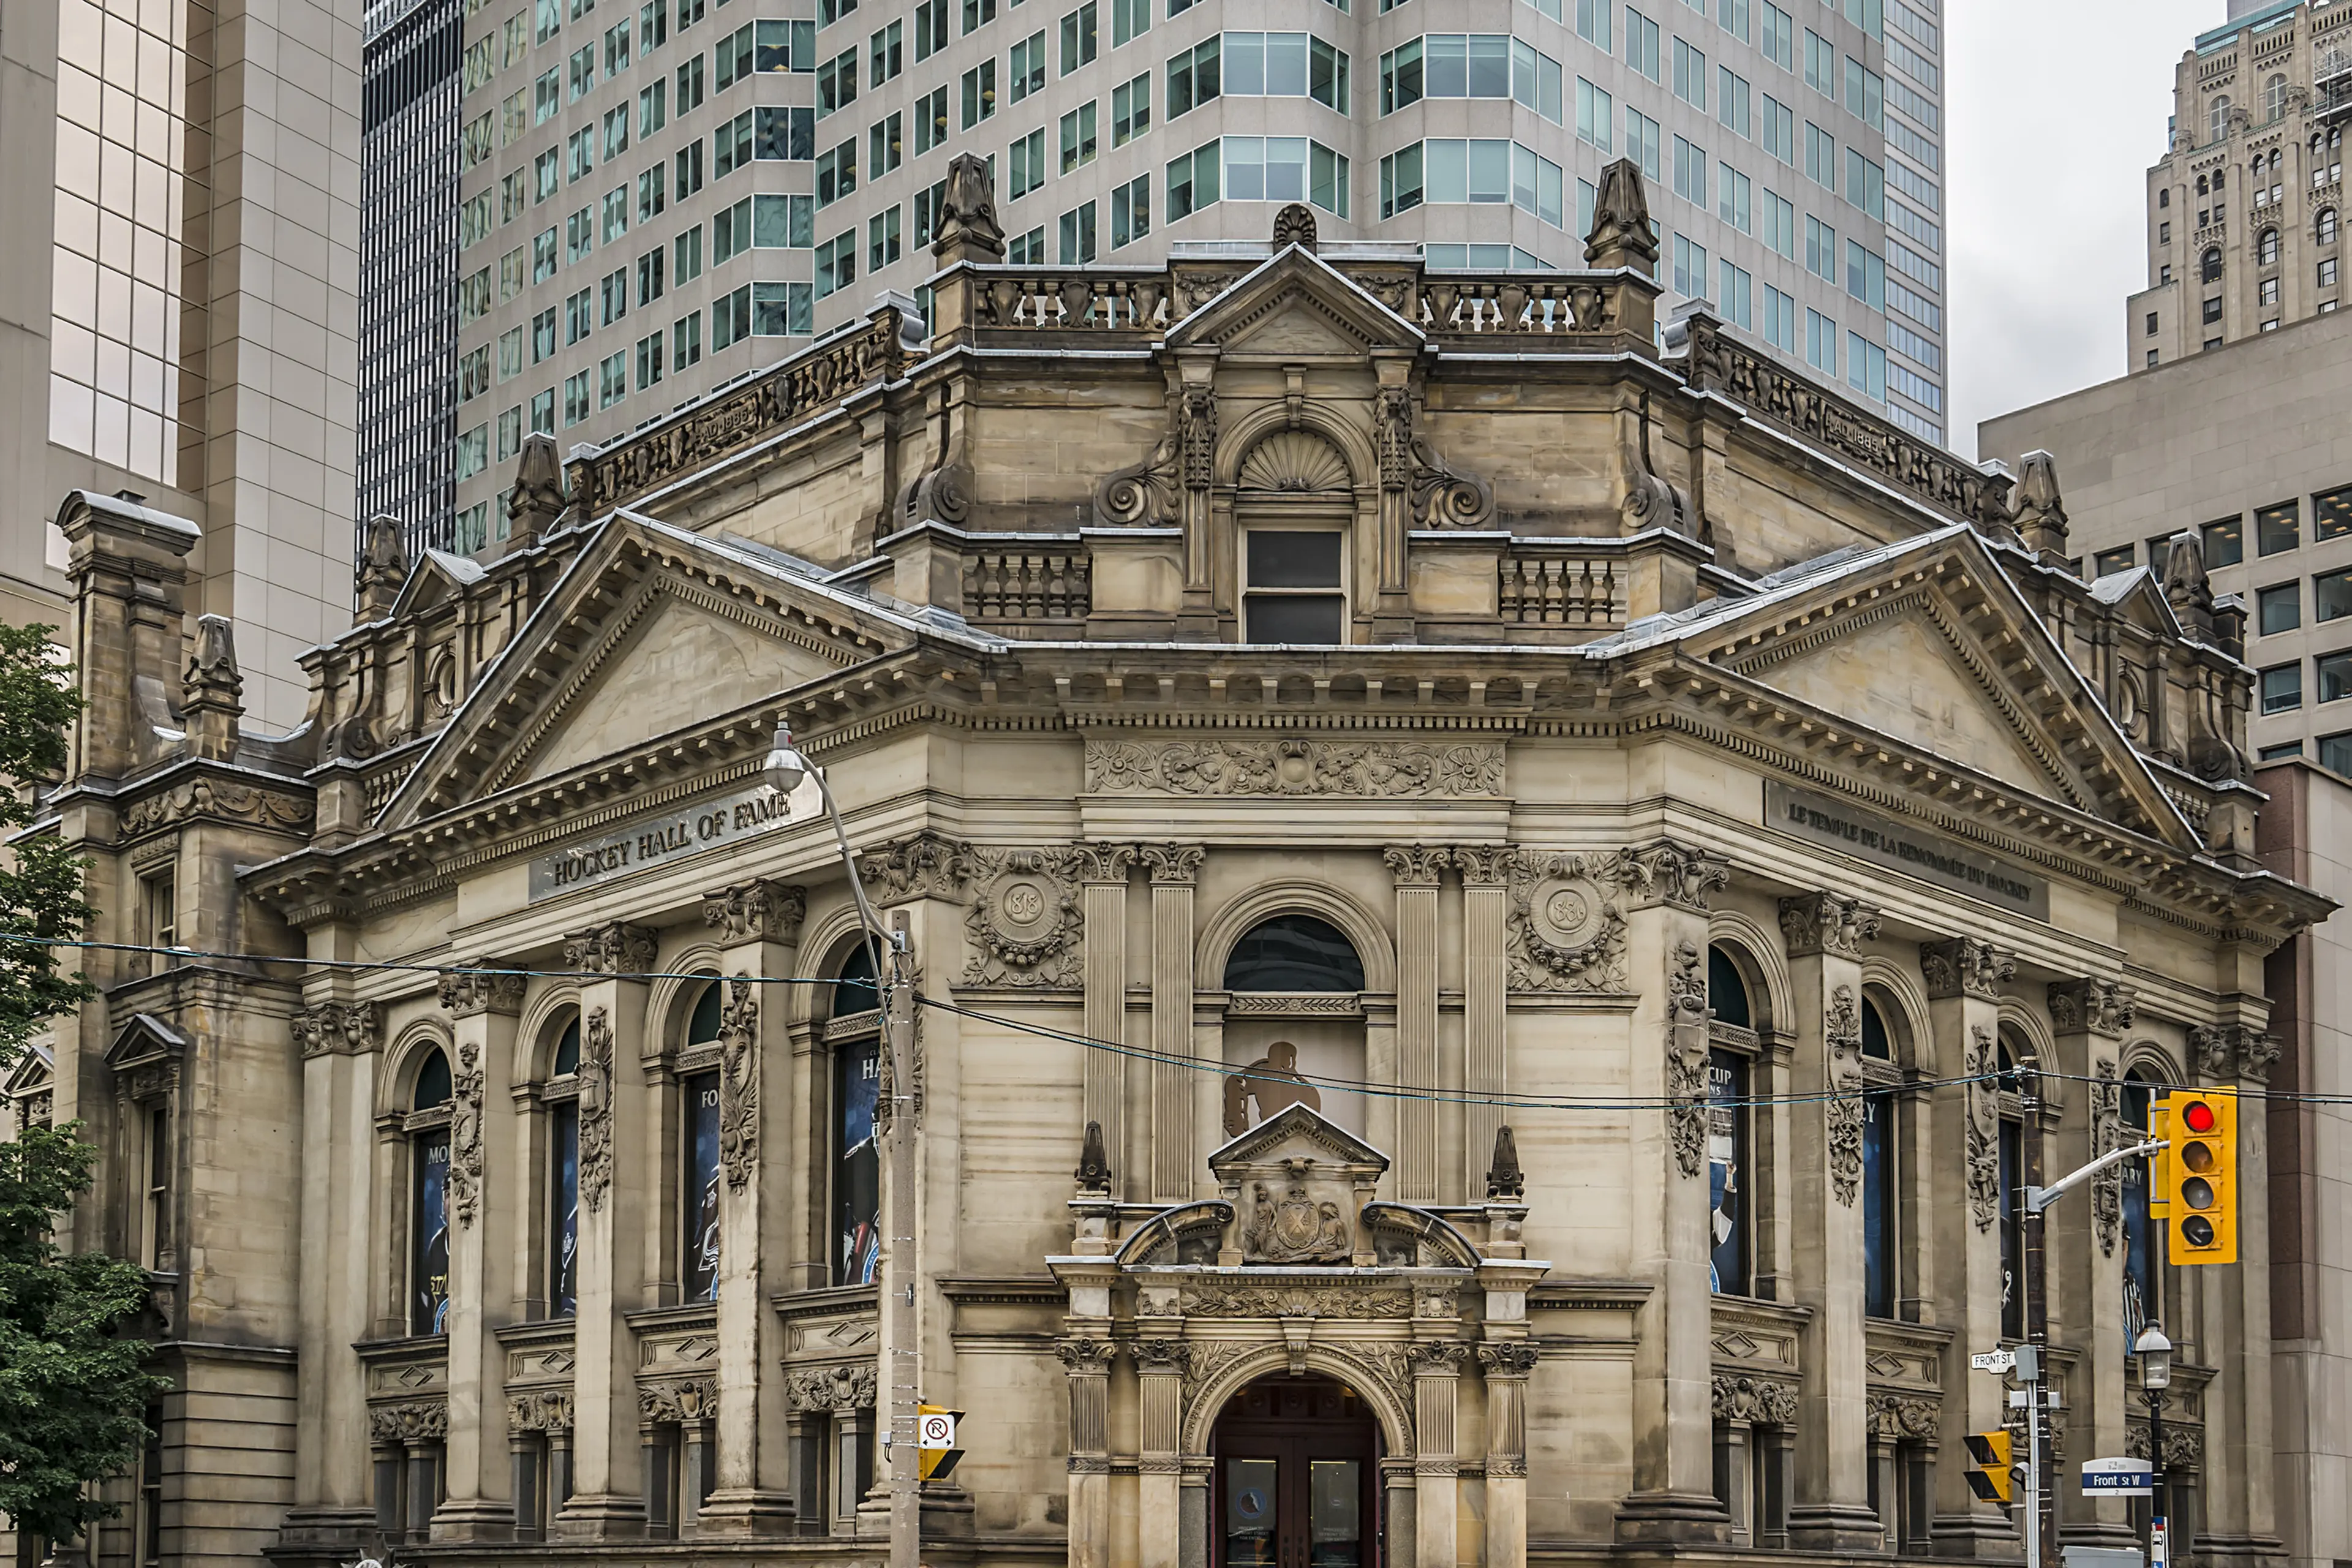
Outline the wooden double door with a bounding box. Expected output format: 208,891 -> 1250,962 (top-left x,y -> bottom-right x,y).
1213,1378 -> 1381,1568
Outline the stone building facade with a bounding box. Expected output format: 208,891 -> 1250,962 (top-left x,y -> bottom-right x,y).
4,161 -> 2328,1568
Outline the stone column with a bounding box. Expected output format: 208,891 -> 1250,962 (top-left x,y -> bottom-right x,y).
2048,979 -> 2139,1550
1922,937 -> 2019,1558
1136,1332 -> 1188,1568
1412,1342 -> 1465,1568
433,971 -> 527,1539
1615,842 -> 1733,1544
1479,1341 -> 1539,1568
1388,846 -> 1447,1203
699,880 -> 806,1534
554,921 -> 658,1539
1144,845 -> 1204,1202
1076,846 -> 1136,1191
1458,850 -> 1510,1202
1777,893 -> 1882,1552
1060,1336 -> 1119,1568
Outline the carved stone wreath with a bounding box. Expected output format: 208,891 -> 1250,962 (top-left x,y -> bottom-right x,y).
1825,984 -> 1865,1208
963,848 -> 1085,988
1507,850 -> 1638,993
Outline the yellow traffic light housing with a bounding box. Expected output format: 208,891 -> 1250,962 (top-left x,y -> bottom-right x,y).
2168,1089 -> 2237,1266
1965,1430 -> 2015,1505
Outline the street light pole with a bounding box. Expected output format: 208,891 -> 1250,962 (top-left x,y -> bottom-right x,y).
2136,1324 -> 2173,1568
764,723 -> 918,1568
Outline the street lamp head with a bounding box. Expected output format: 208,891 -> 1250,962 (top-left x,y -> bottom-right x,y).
763,721 -> 809,796
2135,1322 -> 2173,1390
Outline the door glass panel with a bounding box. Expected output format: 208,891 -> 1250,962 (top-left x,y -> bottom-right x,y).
1225,1458 -> 1280,1568
1308,1459 -> 1360,1568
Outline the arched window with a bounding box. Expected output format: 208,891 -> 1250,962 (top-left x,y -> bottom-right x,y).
410,1048 -> 454,1336
829,947 -> 883,1286
2196,172 -> 2209,197
679,978 -> 724,1302
2120,1068 -> 2158,1338
2202,247 -> 2225,284
2266,73 -> 2288,123
1223,914 -> 1370,1134
2209,95 -> 2233,144
545,1014 -> 582,1317
1996,1035 -> 2028,1341
2321,207 -> 2339,245
2260,227 -> 2280,267
1706,944 -> 1762,1297
1235,432 -> 1356,646
1860,996 -> 1902,1320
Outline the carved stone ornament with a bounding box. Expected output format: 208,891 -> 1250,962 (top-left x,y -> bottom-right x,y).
367,1401 -> 449,1445
118,776 -> 314,839
718,977 -> 759,1192
563,922 -> 658,978
438,970 -> 526,1018
638,1376 -> 719,1424
1666,939 -> 1711,1180
578,1006 -> 617,1212
1965,1025 -> 2000,1232
1385,845 -> 1452,888
1869,1392 -> 1942,1440
1825,985 -> 1865,1208
450,1041 -> 486,1227
1711,1374 -> 1799,1427
293,1001 -> 383,1057
1485,1124 -> 1525,1200
1180,383 -> 1218,489
2127,1423 -> 2203,1470
1086,737 -> 1505,799
507,1389 -> 575,1433
1180,1284 -> 1411,1319
1060,1336 -> 1121,1373
1633,841 -> 1731,913
1242,1180 -> 1354,1264
857,832 -> 976,903
2090,1060 -> 2123,1257
1779,892 -> 1882,959
1921,938 -> 2016,1001
1271,202 -> 1318,252
785,1362 -> 878,1412
1128,1338 -> 1189,1375
703,880 -> 807,945
1507,850 -> 1640,993
964,848 -> 1085,987
2049,978 -> 2136,1038
932,150 -> 1006,258
1476,1341 -> 1540,1378
2192,1023 -> 2280,1084
1095,429 -> 1181,526
1141,843 -> 1207,885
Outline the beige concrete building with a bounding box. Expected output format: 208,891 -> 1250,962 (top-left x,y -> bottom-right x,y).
0,0 -> 364,723
1979,307 -> 2352,771
2129,0 -> 2348,372
4,164 -> 2327,1568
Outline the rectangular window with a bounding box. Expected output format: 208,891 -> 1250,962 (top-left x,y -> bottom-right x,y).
710,282 -> 750,347
1806,215 -> 1835,281
962,59 -> 997,126
676,51 -> 705,111
1380,141 -> 1422,216
1169,37 -> 1218,117
1764,283 -> 1795,352
913,0 -> 947,57
1672,37 -> 1705,111
1576,78 -> 1613,151
1060,100 -> 1099,171
1717,258 -> 1751,328
1845,238 -> 1884,309
816,230 -> 858,297
1060,0 -> 1096,70
1762,188 -> 1794,258
562,369 -> 590,426
1058,198 -> 1097,262
1846,331 -> 1885,401
871,18 -> 903,82
1671,232 -> 1706,298
962,0 -> 995,30
570,42 -> 597,97
1806,307 -> 1837,375
1112,173 -> 1150,246
915,85 -> 949,151
635,327 -> 665,390
1112,72 -> 1150,144
2324,733 -> 2352,776
2321,570 -> 2352,623
1626,107 -> 1660,180
1169,138 -> 1221,219
1006,224 -> 1046,262
2258,500 -> 2300,557
1762,0 -> 1791,67
1243,529 -> 1346,643
1672,134 -> 1708,206
2259,582 -> 2301,635
639,80 -> 668,139
1578,0 -> 1611,48
2322,258 -> 2340,288
1011,28 -> 1047,99
1762,93 -> 1792,162
1112,0 -> 1148,47
713,194 -> 752,262
2316,486 -> 2352,543
600,265 -> 630,324
1845,148 -> 1885,219
867,203 -> 902,269
638,160 -> 666,221
601,184 -> 630,241
2261,663 -> 2304,714
870,110 -> 903,175
815,138 -> 858,205
753,192 -> 815,246
1843,55 -> 1882,128
2317,650 -> 2352,704
1805,121 -> 1833,187
1716,164 -> 1751,232
1718,65 -> 1749,137
1804,28 -> 1831,94
636,243 -> 666,303
603,17 -> 631,74
1625,6 -> 1659,80
639,0 -> 665,50
674,137 -> 706,199
2205,516 -> 2245,567
673,310 -> 702,368
818,45 -> 859,115
1009,126 -> 1047,198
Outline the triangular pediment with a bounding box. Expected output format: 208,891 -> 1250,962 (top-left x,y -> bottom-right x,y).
386,549 -> 488,620
378,514 -> 925,829
1166,249 -> 1423,357
1210,1101 -> 1389,1177
3,1044 -> 52,1098
105,1014 -> 188,1071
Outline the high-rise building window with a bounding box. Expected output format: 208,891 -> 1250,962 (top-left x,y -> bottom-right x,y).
2258,500 -> 2300,557
2318,650 -> 2352,704
2260,663 -> 2304,714
2258,582 -> 2301,635
2204,515 -> 2245,567
2319,568 -> 2352,623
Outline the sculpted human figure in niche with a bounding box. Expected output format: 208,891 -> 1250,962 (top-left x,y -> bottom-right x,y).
1223,1040 -> 1320,1136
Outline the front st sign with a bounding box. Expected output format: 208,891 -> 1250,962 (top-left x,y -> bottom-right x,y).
2081,1457 -> 2154,1496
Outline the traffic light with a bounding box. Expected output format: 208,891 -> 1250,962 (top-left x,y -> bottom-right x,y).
2168,1089 -> 2237,1265
1966,1430 -> 2015,1504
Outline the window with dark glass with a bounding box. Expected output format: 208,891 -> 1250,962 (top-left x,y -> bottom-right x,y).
1860,997 -> 1899,1319
2203,515 -> 2244,567
682,979 -> 725,1300
2317,568 -> 2352,622
1223,914 -> 1367,992
548,1018 -> 582,1316
2261,662 -> 2304,713
411,1049 -> 454,1336
2316,485 -> 2352,543
1242,530 -> 1346,644
2318,650 -> 2352,703
2120,1070 -> 2156,1337
831,948 -> 883,1286
2258,500 -> 2300,556
1706,945 -> 1757,1297
2090,546 -> 2135,578
2260,582 -> 2302,635
2322,731 -> 2352,776
1996,1043 -> 2024,1341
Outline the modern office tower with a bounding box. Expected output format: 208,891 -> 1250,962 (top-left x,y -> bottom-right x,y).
0,0 -> 361,725
440,0 -> 1948,540
359,0 -> 468,564
2131,0 -> 2347,369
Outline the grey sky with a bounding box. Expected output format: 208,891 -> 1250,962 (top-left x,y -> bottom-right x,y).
1948,0 -> 2218,457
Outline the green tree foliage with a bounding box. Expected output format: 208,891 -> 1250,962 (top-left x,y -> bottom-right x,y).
0,621 -> 169,1542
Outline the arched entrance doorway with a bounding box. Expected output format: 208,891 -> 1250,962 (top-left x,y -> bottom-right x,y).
1212,1376 -> 1381,1568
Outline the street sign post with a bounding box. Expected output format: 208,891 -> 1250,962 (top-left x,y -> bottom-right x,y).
2080,1458 -> 2154,1496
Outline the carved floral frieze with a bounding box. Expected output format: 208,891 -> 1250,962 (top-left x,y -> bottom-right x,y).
507,1389 -> 575,1433
119,777 -> 314,839
785,1362 -> 877,1412
1085,738 -> 1504,799
1711,1374 -> 1798,1427
368,1400 -> 448,1444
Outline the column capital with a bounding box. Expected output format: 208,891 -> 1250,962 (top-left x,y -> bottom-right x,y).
296,998 -> 386,1054
2192,1022 -> 2280,1084
2048,977 -> 2136,1037
1384,845 -> 1452,888
1060,1335 -> 1124,1373
563,921 -> 658,976
1476,1341 -> 1539,1378
1141,843 -> 1206,886
1453,845 -> 1515,888
437,969 -> 526,1018
1631,840 -> 1730,913
1777,892 -> 1880,958
1921,936 -> 2016,1000
1070,842 -> 1139,884
1409,1341 -> 1468,1376
701,880 -> 807,945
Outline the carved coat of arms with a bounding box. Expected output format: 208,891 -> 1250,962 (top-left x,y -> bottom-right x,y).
1242,1180 -> 1352,1264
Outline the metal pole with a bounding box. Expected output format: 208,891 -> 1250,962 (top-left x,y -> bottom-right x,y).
2022,1057 -> 2057,1568
884,923 -> 921,1568
2147,1387 -> 2166,1568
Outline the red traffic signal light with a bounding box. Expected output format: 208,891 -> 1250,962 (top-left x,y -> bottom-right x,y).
2168,1090 -> 2237,1265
